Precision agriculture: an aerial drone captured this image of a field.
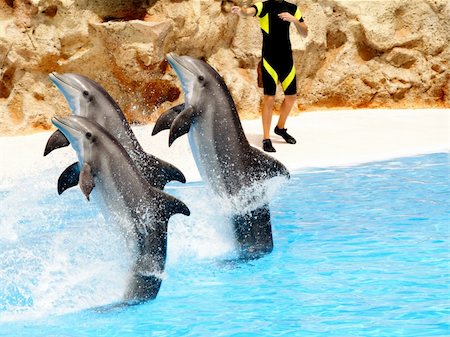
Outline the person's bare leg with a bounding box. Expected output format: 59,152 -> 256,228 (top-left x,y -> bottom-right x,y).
277,94 -> 297,129
261,95 -> 276,152
262,95 -> 275,140
275,94 -> 297,144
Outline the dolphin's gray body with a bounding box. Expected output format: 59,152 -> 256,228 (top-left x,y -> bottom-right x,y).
52,115 -> 190,303
45,73 -> 185,193
152,53 -> 289,260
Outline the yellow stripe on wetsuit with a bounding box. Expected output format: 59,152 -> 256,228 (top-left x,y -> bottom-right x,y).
263,59 -> 296,91
294,8 -> 302,20
254,2 -> 269,34
254,2 -> 263,16
263,58 -> 278,86
282,65 -> 296,91
259,14 -> 269,34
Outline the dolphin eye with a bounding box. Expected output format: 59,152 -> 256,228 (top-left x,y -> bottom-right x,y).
198,76 -> 204,82
86,132 -> 92,139
83,90 -> 89,97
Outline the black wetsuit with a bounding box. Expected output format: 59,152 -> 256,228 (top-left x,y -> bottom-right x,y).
251,0 -> 304,96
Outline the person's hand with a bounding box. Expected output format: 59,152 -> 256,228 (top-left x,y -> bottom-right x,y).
231,6 -> 241,15
278,12 -> 296,23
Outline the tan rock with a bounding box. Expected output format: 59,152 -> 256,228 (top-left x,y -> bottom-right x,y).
0,0 -> 448,135
74,0 -> 153,20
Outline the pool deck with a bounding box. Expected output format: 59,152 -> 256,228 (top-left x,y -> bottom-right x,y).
0,108 -> 449,183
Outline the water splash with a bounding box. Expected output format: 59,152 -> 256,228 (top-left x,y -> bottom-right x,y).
0,171 -> 131,321
166,175 -> 288,262
166,184 -> 236,262
214,175 -> 289,216
0,168 -> 287,321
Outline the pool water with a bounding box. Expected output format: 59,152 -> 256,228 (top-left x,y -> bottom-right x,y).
0,153 -> 448,336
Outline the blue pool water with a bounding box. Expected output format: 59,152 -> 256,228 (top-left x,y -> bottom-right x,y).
0,153 -> 449,336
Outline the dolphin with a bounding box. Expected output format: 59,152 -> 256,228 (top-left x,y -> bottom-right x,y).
44,72 -> 185,192
152,53 -> 289,260
52,115 -> 190,303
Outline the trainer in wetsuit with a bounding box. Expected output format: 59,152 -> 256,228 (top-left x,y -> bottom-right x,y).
232,0 -> 308,152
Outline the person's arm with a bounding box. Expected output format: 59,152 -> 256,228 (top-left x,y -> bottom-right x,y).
278,12 -> 308,38
231,5 -> 257,17
294,20 -> 308,38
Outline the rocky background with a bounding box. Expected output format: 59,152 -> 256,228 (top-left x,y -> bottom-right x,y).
0,0 -> 448,135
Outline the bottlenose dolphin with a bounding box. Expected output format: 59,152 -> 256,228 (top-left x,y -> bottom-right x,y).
45,73 -> 185,192
152,53 -> 289,260
52,115 -> 190,303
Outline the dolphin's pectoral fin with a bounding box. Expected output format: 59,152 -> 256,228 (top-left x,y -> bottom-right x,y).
79,162 -> 95,201
58,162 -> 80,195
44,130 -> 70,156
168,105 -> 196,146
152,103 -> 185,136
248,147 -> 290,181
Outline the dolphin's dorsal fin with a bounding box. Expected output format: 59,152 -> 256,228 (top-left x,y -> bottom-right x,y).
247,147 -> 290,182
138,153 -> 186,189
152,103 -> 185,136
58,162 -> 80,195
79,162 -> 95,201
168,105 -> 196,146
44,130 -> 70,156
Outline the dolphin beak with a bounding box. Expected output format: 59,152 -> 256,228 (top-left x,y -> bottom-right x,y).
49,73 -> 81,114
51,116 -> 70,131
51,116 -> 85,155
166,53 -> 186,77
166,53 -> 195,102
166,53 -> 180,69
49,72 -> 62,84
51,116 -> 81,138
49,72 -> 70,93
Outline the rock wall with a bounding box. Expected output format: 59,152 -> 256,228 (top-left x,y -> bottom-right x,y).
0,0 -> 448,135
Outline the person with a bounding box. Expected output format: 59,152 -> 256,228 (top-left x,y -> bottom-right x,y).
232,0 -> 308,152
